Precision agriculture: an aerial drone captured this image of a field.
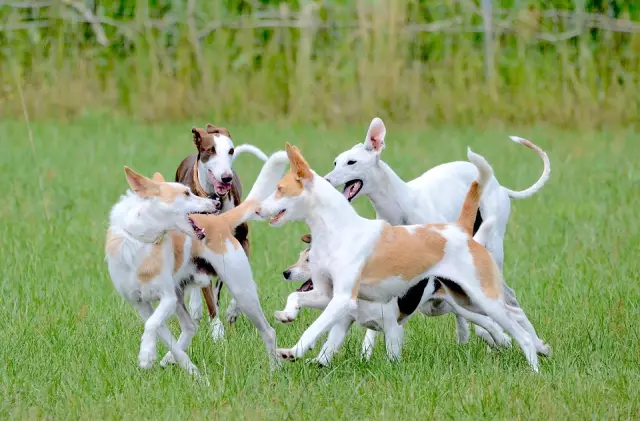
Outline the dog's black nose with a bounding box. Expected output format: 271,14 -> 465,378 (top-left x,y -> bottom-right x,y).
283,270 -> 291,279
221,176 -> 233,184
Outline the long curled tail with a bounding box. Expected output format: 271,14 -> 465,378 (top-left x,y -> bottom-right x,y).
457,148 -> 494,236
233,144 -> 269,162
502,136 -> 550,199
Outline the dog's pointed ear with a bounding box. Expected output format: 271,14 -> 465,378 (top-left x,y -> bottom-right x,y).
124,166 -> 159,197
152,172 -> 165,183
301,234 -> 312,244
363,117 -> 386,154
286,144 -> 313,182
192,127 -> 206,149
205,123 -> 216,134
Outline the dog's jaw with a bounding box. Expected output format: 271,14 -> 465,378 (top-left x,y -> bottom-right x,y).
343,179 -> 363,202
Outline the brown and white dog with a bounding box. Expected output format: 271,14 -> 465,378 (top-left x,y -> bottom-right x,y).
257,143 -> 549,371
175,124 -> 268,340
105,151 -> 289,376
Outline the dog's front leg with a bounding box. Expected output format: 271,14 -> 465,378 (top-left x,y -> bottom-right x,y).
275,288 -> 331,324
277,270 -> 358,361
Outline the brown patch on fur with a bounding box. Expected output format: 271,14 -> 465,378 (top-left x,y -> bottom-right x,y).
275,172 -> 304,199
157,183 -> 190,204
359,225 -> 446,285
171,232 -> 186,275
285,143 -> 313,181
105,228 -> 123,257
189,199 -> 258,254
137,243 -> 164,283
205,123 -> 231,138
467,239 -> 503,300
457,181 -> 481,235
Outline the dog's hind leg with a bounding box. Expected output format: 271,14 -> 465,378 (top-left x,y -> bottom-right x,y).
506,305 -> 551,356
361,330 -> 377,360
134,294 -> 177,370
188,287 -> 203,322
312,316 -> 354,366
160,291 -> 198,368
441,296 -> 511,348
206,279 -> 225,341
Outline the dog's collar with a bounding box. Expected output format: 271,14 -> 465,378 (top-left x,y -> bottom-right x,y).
192,160 -> 231,200
123,227 -> 165,245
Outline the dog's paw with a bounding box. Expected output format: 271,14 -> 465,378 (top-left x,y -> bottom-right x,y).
160,351 -> 176,367
185,362 -> 201,378
305,357 -> 330,367
537,341 -> 552,357
210,317 -> 225,342
226,301 -> 241,324
276,348 -> 298,361
138,347 -> 157,369
274,310 -> 297,324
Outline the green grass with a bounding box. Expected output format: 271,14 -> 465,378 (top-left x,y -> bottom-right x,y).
0,116 -> 639,420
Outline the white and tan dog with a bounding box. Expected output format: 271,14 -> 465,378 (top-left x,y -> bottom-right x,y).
324,117 -> 550,346
105,152 -> 288,376
258,143 -> 549,372
279,225 -> 514,366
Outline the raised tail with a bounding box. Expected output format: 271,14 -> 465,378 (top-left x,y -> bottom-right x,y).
501,136 -> 550,199
219,150 -> 289,229
233,144 -> 269,162
457,148 -> 494,236
472,217 -> 495,246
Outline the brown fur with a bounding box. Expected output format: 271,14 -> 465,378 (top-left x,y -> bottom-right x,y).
457,180 -> 481,236
359,225 -> 447,285
189,200 -> 258,254
137,243 -> 164,283
171,232 -> 186,276
174,125 -> 250,321
275,172 -> 304,199
286,143 -> 313,181
468,239 -> 503,300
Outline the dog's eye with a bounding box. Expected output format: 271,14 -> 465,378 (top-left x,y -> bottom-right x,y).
347,160 -> 357,165
184,191 -> 190,197
333,161 -> 336,166
277,185 -> 283,192
229,148 -> 234,155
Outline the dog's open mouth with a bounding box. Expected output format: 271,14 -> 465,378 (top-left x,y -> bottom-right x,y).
208,171 -> 233,196
188,217 -> 206,240
270,209 -> 287,225
296,279 -> 314,292
343,179 -> 363,202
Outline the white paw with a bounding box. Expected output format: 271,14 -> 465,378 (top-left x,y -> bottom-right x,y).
210,317 -> 225,342
276,348 -> 298,361
160,351 -> 176,367
138,346 -> 156,369
274,310 -> 297,324
537,341 -> 552,357
226,300 -> 241,323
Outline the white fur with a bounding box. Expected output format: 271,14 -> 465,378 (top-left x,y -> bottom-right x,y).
324,117 -> 550,353
260,148 -> 545,371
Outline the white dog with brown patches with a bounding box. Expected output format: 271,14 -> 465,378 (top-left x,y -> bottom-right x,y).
323,118 -> 550,350
105,152 -> 288,376
258,143 -> 548,372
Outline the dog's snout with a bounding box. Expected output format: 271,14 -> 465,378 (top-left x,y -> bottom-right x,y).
283,269 -> 291,280
221,173 -> 233,184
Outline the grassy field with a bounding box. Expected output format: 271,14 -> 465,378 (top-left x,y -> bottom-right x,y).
0,116 -> 638,420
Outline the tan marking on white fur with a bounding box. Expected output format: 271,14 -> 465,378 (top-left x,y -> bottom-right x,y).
359,224 -> 447,285
105,228 -> 123,257
468,239 -> 503,300
157,183 -> 190,204
457,180 -> 481,236
189,199 -> 258,254
171,232 -> 186,275
286,247 -> 310,274
275,172 -> 304,199
137,243 -> 164,283
152,172 -> 165,183
285,143 -> 313,181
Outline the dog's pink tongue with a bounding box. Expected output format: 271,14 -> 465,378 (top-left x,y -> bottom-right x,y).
209,172 -> 231,194
343,183 -> 357,199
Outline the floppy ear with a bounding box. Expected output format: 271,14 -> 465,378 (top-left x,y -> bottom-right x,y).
124,166 -> 159,197
152,172 -> 165,183
301,234 -> 312,244
192,127 -> 206,149
363,117 -> 386,153
205,123 -> 216,134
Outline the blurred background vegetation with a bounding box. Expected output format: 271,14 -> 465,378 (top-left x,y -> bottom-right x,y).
1,0 -> 638,127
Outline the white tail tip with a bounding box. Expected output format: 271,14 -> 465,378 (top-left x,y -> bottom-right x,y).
509,135 -> 526,144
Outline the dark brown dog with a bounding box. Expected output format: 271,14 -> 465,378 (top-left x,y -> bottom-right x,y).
175,124 -> 264,328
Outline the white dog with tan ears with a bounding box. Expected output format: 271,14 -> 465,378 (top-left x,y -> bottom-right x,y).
323,117 -> 551,351
258,143 -> 549,372
105,151 -> 289,376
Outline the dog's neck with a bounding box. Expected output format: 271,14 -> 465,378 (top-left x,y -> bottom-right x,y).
110,192 -> 167,244
305,176 -> 364,247
365,160 -> 415,225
